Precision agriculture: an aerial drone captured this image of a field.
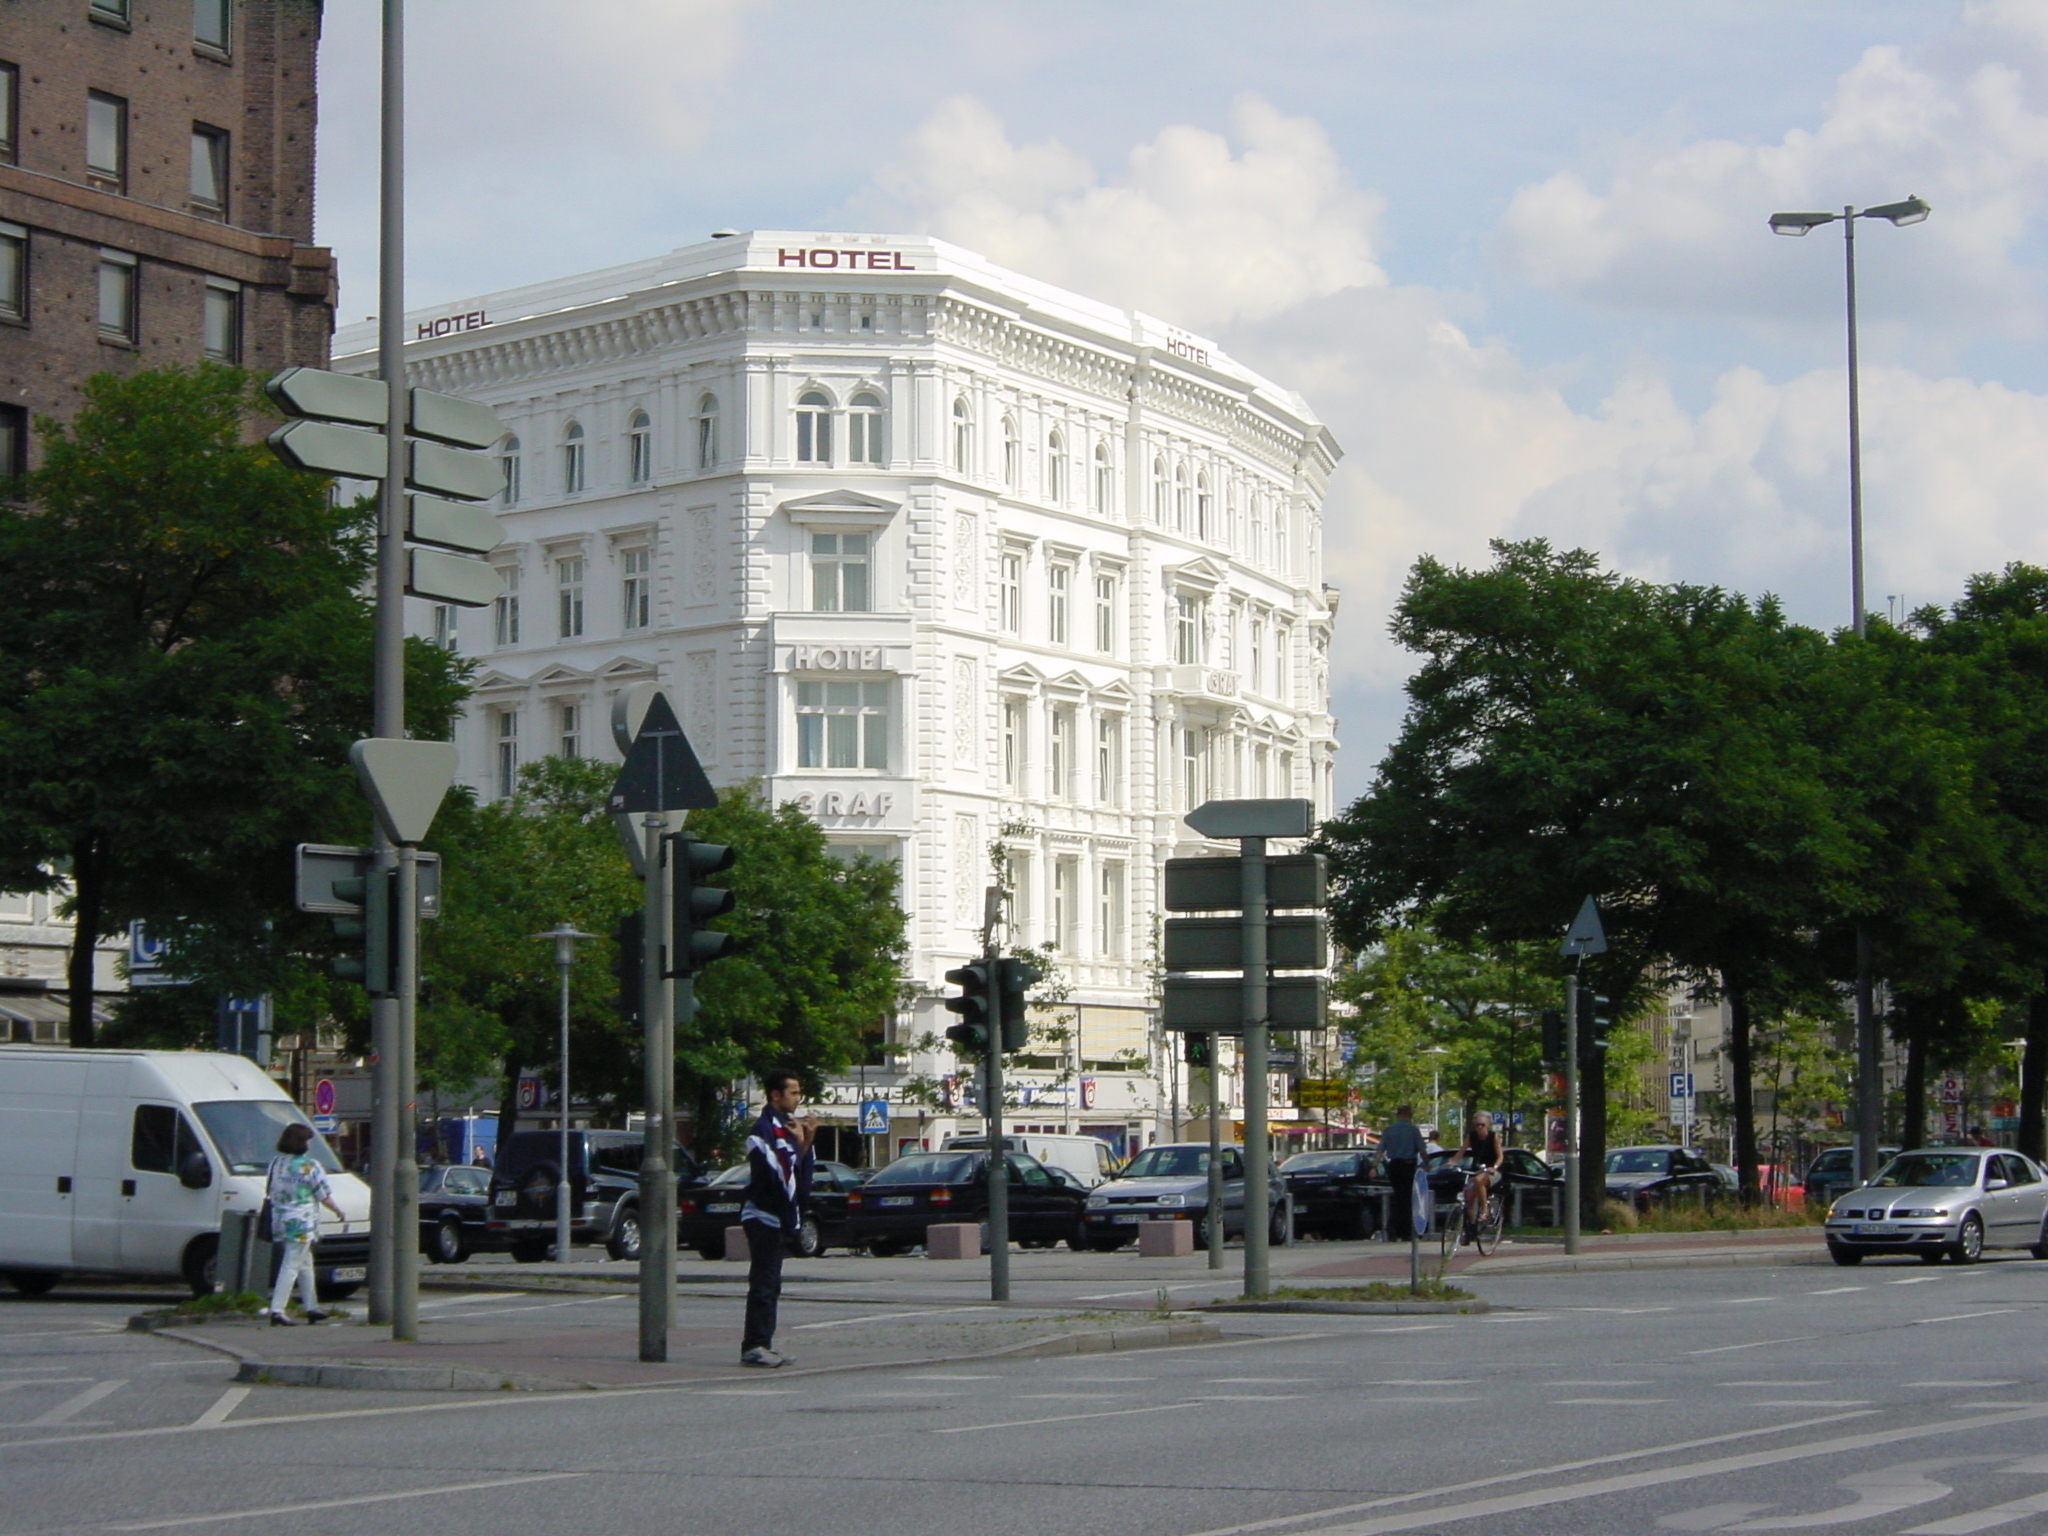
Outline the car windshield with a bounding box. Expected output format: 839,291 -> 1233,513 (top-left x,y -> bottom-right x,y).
708,1165 -> 750,1187
869,1153 -> 977,1186
1811,1150 -> 1851,1172
193,1099 -> 340,1176
1605,1150 -> 1671,1174
1121,1147 -> 1211,1178
1282,1152 -> 1358,1172
1873,1154 -> 1981,1188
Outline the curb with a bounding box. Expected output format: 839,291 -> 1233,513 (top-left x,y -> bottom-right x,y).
1207,1299 -> 1486,1315
134,1314 -> 1221,1393
1465,1247 -> 1825,1276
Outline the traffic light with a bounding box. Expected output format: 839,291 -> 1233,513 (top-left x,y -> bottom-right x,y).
611,911 -> 644,1024
944,961 -> 993,1053
1540,1009 -> 1565,1066
668,833 -> 736,978
1183,1033 -> 1213,1068
997,957 -> 1041,1054
1579,983 -> 1613,1059
329,867 -> 395,996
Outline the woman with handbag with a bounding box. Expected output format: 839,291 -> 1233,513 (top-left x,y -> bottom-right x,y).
265,1123 -> 345,1325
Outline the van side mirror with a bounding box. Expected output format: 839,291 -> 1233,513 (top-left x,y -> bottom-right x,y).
178,1152 -> 213,1190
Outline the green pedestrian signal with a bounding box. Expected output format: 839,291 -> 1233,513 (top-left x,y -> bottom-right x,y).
1183,1033 -> 1213,1068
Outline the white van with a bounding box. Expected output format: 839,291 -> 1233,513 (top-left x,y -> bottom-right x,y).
0,1048 -> 371,1297
941,1132 -> 1122,1189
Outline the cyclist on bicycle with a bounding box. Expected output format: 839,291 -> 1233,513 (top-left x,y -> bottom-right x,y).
1461,1111 -> 1503,1228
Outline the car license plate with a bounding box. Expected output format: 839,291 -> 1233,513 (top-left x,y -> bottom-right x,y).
708,1202 -> 739,1214
329,1266 -> 367,1282
1112,1214 -> 1140,1224
494,1191 -> 515,1207
1853,1223 -> 1898,1237
880,1195 -> 914,1207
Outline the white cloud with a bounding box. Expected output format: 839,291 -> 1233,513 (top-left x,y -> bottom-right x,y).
843,95 -> 1386,331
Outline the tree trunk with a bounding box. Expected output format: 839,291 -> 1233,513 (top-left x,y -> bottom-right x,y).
1901,1000 -> 1929,1154
1727,984 -> 1758,1204
65,835 -> 104,1048
2019,992 -> 2048,1163
495,1047 -> 525,1152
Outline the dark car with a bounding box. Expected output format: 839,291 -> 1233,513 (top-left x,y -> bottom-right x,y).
486,1130 -> 704,1262
1081,1142 -> 1289,1251
1603,1145 -> 1722,1211
678,1160 -> 865,1260
418,1163 -> 494,1263
843,1151 -> 1086,1256
1282,1149 -> 1383,1240
1805,1146 -> 1900,1208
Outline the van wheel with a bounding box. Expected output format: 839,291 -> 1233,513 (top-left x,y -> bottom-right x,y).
182,1235 -> 219,1297
606,1205 -> 641,1262
3,1270 -> 59,1297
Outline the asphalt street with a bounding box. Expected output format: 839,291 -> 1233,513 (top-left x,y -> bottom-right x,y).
2,1250 -> 2045,1535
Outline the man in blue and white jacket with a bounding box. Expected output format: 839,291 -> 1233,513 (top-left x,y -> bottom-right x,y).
739,1069 -> 815,1368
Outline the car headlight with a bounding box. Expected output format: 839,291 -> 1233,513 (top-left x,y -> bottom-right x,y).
1155,1194 -> 1186,1207
1085,1196 -> 1107,1209
1896,1208 -> 1948,1218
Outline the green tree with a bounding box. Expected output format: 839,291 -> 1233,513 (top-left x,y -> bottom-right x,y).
0,366 -> 466,1044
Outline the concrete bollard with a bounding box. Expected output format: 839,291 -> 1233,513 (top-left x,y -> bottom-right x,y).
723,1223 -> 751,1261
925,1222 -> 980,1260
1139,1219 -> 1195,1257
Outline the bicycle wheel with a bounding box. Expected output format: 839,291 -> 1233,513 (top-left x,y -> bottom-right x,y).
1439,1202 -> 1462,1259
1474,1194 -> 1504,1256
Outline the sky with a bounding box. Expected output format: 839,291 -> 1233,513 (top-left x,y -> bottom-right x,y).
315,1 -> 2048,809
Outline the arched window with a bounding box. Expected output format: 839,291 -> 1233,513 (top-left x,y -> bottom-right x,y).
848,390 -> 885,466
1002,415 -> 1020,489
1093,442 -> 1113,514
695,393 -> 719,469
626,410 -> 651,485
1152,457 -> 1168,522
1196,472 -> 1212,541
796,389 -> 832,464
952,397 -> 973,475
562,422 -> 585,493
499,435 -> 521,507
1046,430 -> 1066,503
1174,465 -> 1191,532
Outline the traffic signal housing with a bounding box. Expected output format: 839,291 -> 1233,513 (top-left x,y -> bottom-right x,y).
1540,1009 -> 1565,1067
997,957 -> 1041,1054
1579,983 -> 1613,1060
944,961 -> 993,1053
668,833 -> 736,978
329,868 -> 395,996
1183,1033 -> 1213,1068
611,911 -> 644,1024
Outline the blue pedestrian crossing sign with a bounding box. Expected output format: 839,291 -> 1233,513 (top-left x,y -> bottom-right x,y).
858,1099 -> 890,1135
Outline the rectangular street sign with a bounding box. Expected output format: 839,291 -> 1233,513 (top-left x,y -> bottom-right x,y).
408,547 -> 504,607
293,844 -> 442,918
1294,1078 -> 1348,1109
409,387 -> 504,449
1163,853 -> 1327,912
1161,975 -> 1326,1031
264,367 -> 389,427
408,494 -> 503,555
267,419 -> 387,480
1163,914 -> 1327,971
408,437 -> 504,502
1185,797 -> 1315,840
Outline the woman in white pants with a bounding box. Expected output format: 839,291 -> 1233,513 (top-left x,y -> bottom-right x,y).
266,1123 -> 344,1325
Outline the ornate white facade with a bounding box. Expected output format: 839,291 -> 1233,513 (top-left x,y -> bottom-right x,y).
334,231 -> 1339,1159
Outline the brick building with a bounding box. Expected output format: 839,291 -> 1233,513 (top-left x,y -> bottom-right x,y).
0,0 -> 336,474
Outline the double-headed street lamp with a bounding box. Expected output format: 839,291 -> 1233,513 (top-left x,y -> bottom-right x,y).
1769,193 -> 1930,1192
535,923 -> 594,1261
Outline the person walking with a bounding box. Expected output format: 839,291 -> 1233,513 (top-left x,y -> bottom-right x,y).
739,1069 -> 814,1368
1379,1105 -> 1426,1242
265,1123 -> 344,1326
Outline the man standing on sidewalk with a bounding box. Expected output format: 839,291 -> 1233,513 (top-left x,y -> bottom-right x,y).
739,1069 -> 815,1368
1379,1105 -> 1425,1242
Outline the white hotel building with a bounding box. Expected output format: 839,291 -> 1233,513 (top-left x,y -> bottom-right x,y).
334,231 -> 1339,1160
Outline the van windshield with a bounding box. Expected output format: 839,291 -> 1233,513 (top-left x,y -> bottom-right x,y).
193,1100 -> 340,1175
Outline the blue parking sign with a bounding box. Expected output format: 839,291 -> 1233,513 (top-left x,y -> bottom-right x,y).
1669,1072 -> 1694,1099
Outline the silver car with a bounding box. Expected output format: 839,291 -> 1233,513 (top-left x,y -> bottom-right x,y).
1825,1148 -> 2048,1265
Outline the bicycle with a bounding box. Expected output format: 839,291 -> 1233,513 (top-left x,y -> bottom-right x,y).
1438,1166 -> 1506,1259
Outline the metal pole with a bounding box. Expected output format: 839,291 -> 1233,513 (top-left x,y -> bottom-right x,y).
1844,207 -> 1865,642
1241,834 -> 1271,1297
391,849 -> 419,1340
1206,1035 -> 1222,1268
1564,971 -> 1581,1255
638,813 -> 674,1361
366,0 -> 406,1331
557,946 -> 572,1265
987,950 -> 1008,1303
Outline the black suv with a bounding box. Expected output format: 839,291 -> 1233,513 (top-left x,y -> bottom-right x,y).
486,1130 -> 703,1262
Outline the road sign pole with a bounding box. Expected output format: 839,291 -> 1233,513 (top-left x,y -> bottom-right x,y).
639,810 -> 675,1361
1564,972 -> 1581,1256
1241,835 -> 1271,1298
1207,1036 -> 1223,1268
987,937 -> 1008,1303
391,846 -> 420,1341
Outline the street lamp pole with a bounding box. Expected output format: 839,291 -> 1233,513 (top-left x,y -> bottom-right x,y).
536,924 -> 594,1263
1770,194 -> 1930,1191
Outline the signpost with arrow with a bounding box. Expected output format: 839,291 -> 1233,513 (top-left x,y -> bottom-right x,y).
1559,895 -> 1607,1256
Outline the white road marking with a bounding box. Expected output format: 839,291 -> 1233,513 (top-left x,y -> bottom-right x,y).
0,1378 -> 91,1393
23,1379 -> 124,1427
188,1386 -> 250,1428
1905,1489 -> 2048,1533
1687,1336 -> 1816,1355
793,1306 -> 996,1330
1205,1378 -> 1302,1385
1915,1309 -> 2018,1324
698,1388 -> 797,1395
1720,1297 -> 1775,1305
415,1291 -> 524,1309
1721,1382 -> 1830,1388
1917,1381 -> 2019,1389
1367,1379 -> 1472,1386
1808,1287 -> 1865,1295
1890,1276 -> 1944,1285
1362,1325 -> 1449,1334
1746,1400 -> 1872,1408
901,1373 -> 999,1380
1659,1503 -> 1775,1530
1550,1380 -> 1652,1387
1725,1460 -> 1967,1530
1076,1283 -> 1216,1300
937,1399 -> 1196,1433
1199,1394 -> 1304,1401
1018,1392 -> 1129,1399
1556,1397 -> 1671,1405
103,1472 -> 588,1530
443,1294 -> 626,1317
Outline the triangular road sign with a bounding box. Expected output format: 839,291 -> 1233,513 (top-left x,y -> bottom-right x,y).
607,692 -> 716,815
1561,895 -> 1608,957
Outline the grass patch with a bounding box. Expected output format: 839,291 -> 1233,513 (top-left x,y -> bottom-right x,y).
170,1290 -> 264,1318
1600,1201 -> 1823,1234
1260,1279 -> 1474,1304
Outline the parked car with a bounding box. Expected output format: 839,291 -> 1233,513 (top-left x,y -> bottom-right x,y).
1805,1146 -> 1900,1208
1825,1148 -> 2048,1265
1081,1142 -> 1288,1251
485,1130 -> 704,1262
842,1150 -> 1086,1256
418,1163 -> 494,1263
1600,1145 -> 1723,1212
1281,1149 -> 1382,1240
677,1159 -> 865,1260
942,1133 -> 1121,1188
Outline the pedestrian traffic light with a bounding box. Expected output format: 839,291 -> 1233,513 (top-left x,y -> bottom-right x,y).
944,961 -> 993,1053
668,833 -> 736,978
1540,1009 -> 1565,1066
1579,983 -> 1613,1058
1183,1033 -> 1213,1068
328,867 -> 395,997
997,957 -> 1041,1054
611,911 -> 644,1024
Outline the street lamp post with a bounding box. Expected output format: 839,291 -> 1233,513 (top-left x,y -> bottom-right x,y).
1422,1045 -> 1449,1143
535,924 -> 594,1263
1770,194 -> 1930,1192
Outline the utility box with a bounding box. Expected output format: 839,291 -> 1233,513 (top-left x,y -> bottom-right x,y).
925,1223 -> 980,1260
217,1209 -> 277,1294
1139,1220 -> 1195,1258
